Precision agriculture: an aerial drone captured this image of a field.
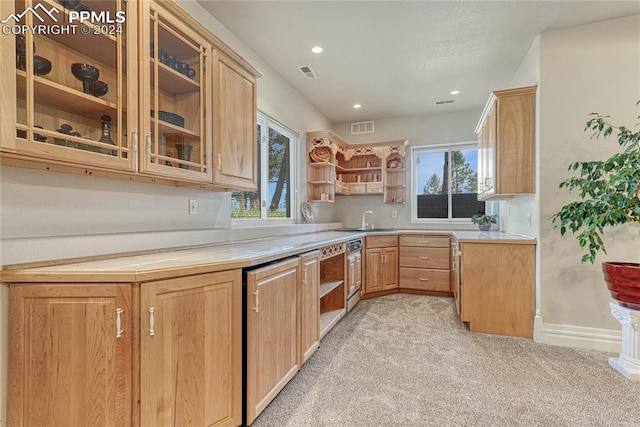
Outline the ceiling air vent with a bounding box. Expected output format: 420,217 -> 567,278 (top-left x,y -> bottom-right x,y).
351,121 -> 375,135
435,100 -> 456,105
299,65 -> 318,79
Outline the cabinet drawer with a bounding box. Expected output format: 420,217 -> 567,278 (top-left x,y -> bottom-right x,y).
400,247 -> 449,269
366,235 -> 398,249
400,268 -> 450,292
400,235 -> 449,248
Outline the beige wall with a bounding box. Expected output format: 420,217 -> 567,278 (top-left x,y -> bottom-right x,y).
538,15 -> 640,332
333,109 -> 482,229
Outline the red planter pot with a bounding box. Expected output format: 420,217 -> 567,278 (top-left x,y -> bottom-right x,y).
602,262 -> 640,310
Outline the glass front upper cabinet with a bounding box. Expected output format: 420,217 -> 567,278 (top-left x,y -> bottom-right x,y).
139,0 -> 211,183
9,0 -> 137,171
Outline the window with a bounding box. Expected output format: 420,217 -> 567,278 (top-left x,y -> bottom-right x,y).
411,142 -> 485,222
231,112 -> 297,221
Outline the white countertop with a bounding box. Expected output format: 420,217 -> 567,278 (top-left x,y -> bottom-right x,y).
1,229 -> 534,283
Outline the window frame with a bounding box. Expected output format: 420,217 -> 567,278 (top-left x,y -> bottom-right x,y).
231,111 -> 298,225
410,141 -> 485,224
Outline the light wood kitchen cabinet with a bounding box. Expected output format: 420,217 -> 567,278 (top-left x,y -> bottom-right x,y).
305,130 -> 407,203
458,241 -> 535,338
299,251 -> 320,365
1,0 -> 259,191
8,283 -> 133,426
139,0 -> 213,183
476,86 -> 536,200
140,270 -> 242,427
246,258 -> 300,425
319,243 -> 347,338
399,235 -> 451,293
363,235 -> 398,296
212,49 -> 258,190
2,0 -> 138,172
8,270 -> 243,427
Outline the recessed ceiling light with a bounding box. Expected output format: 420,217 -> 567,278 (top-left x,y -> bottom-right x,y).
311,46 -> 323,54
353,103 -> 362,109
450,90 -> 460,95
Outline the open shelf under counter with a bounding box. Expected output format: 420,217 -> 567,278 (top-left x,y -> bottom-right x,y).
151,60 -> 201,95
320,309 -> 346,339
17,71 -> 118,119
320,280 -> 344,299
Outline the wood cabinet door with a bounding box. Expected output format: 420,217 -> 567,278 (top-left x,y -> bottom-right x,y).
8,283 -> 133,427
364,248 -> 384,294
246,258 -> 299,425
299,251 -> 320,365
140,270 -> 242,427
212,50 -> 258,191
382,247 -> 399,290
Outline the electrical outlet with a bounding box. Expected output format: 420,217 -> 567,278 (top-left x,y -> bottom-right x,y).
526,212 -> 531,226
391,210 -> 397,218
189,199 -> 198,215
508,205 -> 511,215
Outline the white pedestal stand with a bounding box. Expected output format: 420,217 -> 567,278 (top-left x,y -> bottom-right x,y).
609,302 -> 640,380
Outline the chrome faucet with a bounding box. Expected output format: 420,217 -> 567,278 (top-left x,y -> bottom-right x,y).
361,210 -> 373,230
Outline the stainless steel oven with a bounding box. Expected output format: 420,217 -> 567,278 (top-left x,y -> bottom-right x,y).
346,238 -> 362,312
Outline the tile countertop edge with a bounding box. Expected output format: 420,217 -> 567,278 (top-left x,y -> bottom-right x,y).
0,229 -> 535,283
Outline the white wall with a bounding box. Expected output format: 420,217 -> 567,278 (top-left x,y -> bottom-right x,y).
537,15 -> 640,345
333,109 -> 482,229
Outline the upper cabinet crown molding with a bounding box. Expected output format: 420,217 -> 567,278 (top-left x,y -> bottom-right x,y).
475,85 -> 536,201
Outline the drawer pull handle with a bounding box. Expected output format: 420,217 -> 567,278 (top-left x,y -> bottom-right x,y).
419,278 -> 430,281
419,256 -> 430,260
253,290 -> 260,312
116,308 -> 124,338
148,307 -> 155,337
419,240 -> 430,244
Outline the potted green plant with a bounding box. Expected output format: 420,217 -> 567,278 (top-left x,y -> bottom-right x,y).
551,101 -> 640,308
472,213 -> 498,231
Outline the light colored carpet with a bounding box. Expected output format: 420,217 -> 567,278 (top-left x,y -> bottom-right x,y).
251,294 -> 640,427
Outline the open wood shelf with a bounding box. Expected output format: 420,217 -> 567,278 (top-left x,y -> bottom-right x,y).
17,71 -> 118,120
151,118 -> 199,138
320,309 -> 346,339
386,168 -> 406,173
308,162 -> 335,168
151,59 -> 200,95
335,166 -> 381,173
309,180 -> 334,185
319,280 -> 344,299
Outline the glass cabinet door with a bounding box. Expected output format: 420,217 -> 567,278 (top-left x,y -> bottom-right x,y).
140,1 -> 211,182
11,0 -> 137,171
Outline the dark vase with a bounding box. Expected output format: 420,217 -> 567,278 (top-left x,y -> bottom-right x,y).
603,262 -> 640,310
175,143 -> 194,169
98,115 -> 117,156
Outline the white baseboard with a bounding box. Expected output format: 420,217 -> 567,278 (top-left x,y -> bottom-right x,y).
535,322 -> 621,353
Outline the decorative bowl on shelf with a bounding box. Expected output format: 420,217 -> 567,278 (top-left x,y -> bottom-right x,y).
71,63 -> 99,94
387,158 -> 402,169
33,56 -> 52,76
151,110 -> 185,128
309,146 -> 331,162
87,80 -> 108,97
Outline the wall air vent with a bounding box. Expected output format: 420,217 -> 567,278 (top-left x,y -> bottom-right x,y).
435,100 -> 456,105
299,65 -> 318,79
351,121 -> 375,134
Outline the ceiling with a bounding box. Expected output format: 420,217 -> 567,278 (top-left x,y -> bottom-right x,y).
197,1 -> 640,125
